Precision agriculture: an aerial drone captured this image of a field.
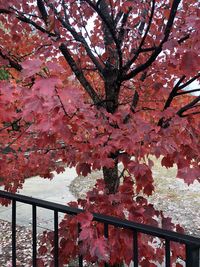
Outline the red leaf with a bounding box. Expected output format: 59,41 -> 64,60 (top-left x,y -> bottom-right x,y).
163,39 -> 178,51
180,51 -> 200,75
90,237 -> 109,262
76,163 -> 91,176
36,259 -> 45,267
177,167 -> 200,185
38,245 -> 48,256
79,227 -> 94,241
77,211 -> 93,228
161,156 -> 174,168
21,58 -> 43,77
162,217 -> 174,230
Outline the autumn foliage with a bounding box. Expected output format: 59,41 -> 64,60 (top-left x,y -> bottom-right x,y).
0,0 -> 200,265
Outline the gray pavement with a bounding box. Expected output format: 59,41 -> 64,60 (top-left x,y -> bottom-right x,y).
0,168 -> 77,232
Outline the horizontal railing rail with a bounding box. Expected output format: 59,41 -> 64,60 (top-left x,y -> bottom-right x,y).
0,189 -> 200,267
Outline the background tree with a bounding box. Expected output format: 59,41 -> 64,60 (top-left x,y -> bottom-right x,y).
0,0 -> 200,265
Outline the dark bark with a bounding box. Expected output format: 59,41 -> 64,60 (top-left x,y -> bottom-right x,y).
103,162 -> 119,194
37,0 -> 48,23
59,43 -> 102,106
0,50 -> 22,71
122,0 -> 181,81
98,0 -> 121,193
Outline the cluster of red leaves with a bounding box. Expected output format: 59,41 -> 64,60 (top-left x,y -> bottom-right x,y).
0,0 -> 199,193
38,177 -> 185,266
0,66 -> 200,193
0,1 -> 199,265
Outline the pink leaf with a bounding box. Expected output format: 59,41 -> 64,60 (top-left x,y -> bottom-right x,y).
21,58 -> 43,77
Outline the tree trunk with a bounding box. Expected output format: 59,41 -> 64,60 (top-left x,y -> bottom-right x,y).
99,0 -> 121,195
103,162 -> 119,194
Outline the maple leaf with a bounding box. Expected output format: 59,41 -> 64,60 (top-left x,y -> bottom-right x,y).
177,167 -> 200,185
1,1 -> 200,265
76,163 -> 91,176
21,58 -> 43,78
79,227 -> 94,242
161,156 -> 174,168
162,217 -> 174,230
163,39 -> 178,51
77,211 -> 93,228
179,51 -> 200,75
90,237 -> 109,262
38,245 -> 47,256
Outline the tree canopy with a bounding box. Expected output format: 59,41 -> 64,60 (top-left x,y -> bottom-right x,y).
0,0 -> 200,264
0,0 -> 199,192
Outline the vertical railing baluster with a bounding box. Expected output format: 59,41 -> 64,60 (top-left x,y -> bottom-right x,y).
186,245 -> 200,267
54,210 -> 59,267
32,205 -> 37,267
104,223 -> 108,239
78,223 -> 83,267
12,199 -> 16,267
133,230 -> 138,267
165,239 -> 170,267
104,223 -> 109,267
2,190 -> 200,267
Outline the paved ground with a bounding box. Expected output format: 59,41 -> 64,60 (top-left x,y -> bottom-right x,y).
0,168 -> 76,232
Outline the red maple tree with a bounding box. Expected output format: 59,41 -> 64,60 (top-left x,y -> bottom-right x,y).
0,0 -> 200,266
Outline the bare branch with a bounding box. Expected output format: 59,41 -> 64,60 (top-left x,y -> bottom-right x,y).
59,43 -> 102,105
49,4 -> 104,75
0,49 -> 22,71
178,34 -> 190,44
83,0 -> 123,70
124,0 -> 155,71
9,7 -> 57,37
178,73 -> 200,90
177,88 -> 200,96
37,0 -> 48,23
117,8 -> 132,47
130,90 -> 139,112
163,75 -> 186,110
181,111 -> 200,117
177,95 -> 200,117
0,8 -> 12,14
122,0 -> 181,81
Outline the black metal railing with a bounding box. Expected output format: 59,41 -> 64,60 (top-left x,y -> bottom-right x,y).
0,189 -> 200,267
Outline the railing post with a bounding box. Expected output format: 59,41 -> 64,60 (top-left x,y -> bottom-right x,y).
104,223 -> 109,267
32,205 -> 37,267
54,210 -> 59,267
186,245 -> 199,267
78,223 -> 83,267
133,230 -> 138,267
12,199 -> 16,267
165,239 -> 170,267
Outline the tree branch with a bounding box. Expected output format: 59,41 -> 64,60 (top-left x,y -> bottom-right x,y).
59,43 -> 102,105
181,111 -> 200,117
9,7 -> 57,37
163,75 -> 186,110
124,0 -> 155,71
37,0 -> 48,23
49,3 -> 104,75
0,8 -> 12,14
83,0 -> 123,70
0,49 -> 22,71
117,8 -> 132,47
177,88 -> 200,96
122,0 -> 181,81
178,34 -> 190,44
177,96 -> 200,117
123,90 -> 139,123
178,73 -> 200,90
